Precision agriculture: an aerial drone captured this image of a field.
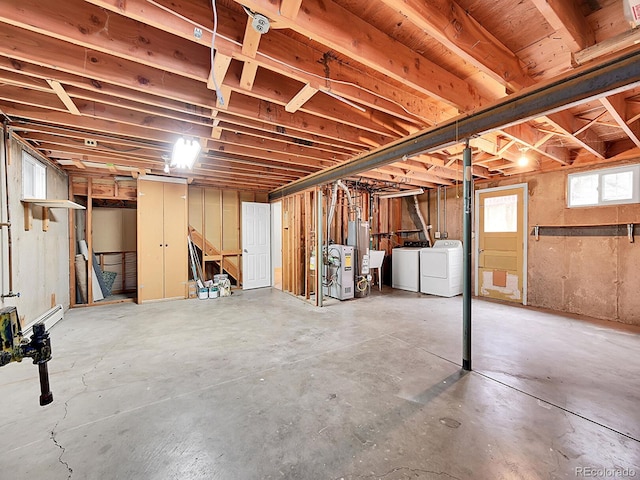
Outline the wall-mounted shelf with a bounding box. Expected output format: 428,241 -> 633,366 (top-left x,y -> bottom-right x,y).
531,223 -> 638,243
372,229 -> 422,236
22,199 -> 86,231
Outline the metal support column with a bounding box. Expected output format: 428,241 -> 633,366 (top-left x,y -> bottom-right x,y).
462,140 -> 472,371
316,188 -> 323,307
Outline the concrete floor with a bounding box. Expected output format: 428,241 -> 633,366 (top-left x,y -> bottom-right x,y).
1,288 -> 639,479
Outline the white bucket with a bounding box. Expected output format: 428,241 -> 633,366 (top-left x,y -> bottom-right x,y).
198,288 -> 209,300
208,285 -> 219,298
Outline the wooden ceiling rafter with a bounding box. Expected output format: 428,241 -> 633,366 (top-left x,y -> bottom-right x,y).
529,0 -> 596,52
600,92 -> 640,149
1,0 -> 639,191
85,0 -> 441,126
234,0 -> 480,111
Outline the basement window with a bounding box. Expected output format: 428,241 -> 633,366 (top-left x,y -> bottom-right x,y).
484,194 -> 518,232
567,164 -> 640,207
22,151 -> 47,199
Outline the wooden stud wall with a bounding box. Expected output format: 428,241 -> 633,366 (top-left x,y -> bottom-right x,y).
280,185 -> 374,300
69,175 -> 139,306
281,191 -> 313,298
187,186 -> 267,285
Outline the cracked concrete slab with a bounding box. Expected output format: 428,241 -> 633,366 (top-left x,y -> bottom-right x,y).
0,288 -> 638,479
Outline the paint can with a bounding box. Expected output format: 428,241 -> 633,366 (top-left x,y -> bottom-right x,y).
198,288 -> 209,300
209,284 -> 219,298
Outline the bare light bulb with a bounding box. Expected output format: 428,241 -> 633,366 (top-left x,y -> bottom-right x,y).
164,164 -> 170,174
518,155 -> 529,167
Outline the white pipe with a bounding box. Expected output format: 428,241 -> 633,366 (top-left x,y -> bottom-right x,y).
443,186 -> 447,235
436,187 -> 441,233
336,180 -> 361,220
413,195 -> 433,246
326,182 -> 339,233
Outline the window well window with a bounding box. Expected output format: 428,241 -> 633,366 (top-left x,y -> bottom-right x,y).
567,165 -> 639,207
22,151 -> 47,199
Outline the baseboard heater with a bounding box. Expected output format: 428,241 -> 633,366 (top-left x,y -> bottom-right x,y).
22,304 -> 64,337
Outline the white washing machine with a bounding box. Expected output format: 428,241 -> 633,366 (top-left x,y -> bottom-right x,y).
392,247 -> 426,292
420,240 -> 463,297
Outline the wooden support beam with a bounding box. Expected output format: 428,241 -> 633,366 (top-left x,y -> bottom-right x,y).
211,126 -> 223,139
546,111 -> 606,159
378,0 -> 530,91
233,0 -> 480,111
600,93 -> 640,149
239,61 -> 259,91
530,0 -> 595,52
279,0 -> 303,19
42,206 -> 49,232
285,84 -> 319,113
208,53 -> 233,92
46,79 -> 80,115
573,27 -> 640,66
500,124 -> 569,165
0,23 -> 215,109
86,0 -> 445,124
0,0 -> 210,81
72,159 -> 86,169
241,17 -> 263,58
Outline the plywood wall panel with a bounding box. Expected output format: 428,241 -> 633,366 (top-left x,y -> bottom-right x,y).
222,190 -> 239,252
93,208 -> 124,252
189,186 -> 203,233
205,188 -> 222,250
617,239 -> 640,325
122,209 -> 137,252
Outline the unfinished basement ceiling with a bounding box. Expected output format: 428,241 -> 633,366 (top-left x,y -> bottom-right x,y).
1,0 -> 640,192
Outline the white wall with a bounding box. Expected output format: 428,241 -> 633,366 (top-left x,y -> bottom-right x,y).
0,133 -> 70,325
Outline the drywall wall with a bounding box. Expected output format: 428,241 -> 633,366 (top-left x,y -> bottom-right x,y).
412,164 -> 640,325
0,135 -> 70,324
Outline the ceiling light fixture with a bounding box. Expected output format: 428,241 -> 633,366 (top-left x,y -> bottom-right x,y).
376,188 -> 425,199
517,146 -> 530,167
171,138 -> 201,169
517,154 -> 529,167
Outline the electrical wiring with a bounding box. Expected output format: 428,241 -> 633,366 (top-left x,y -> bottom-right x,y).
241,5 -> 255,18
356,276 -> 369,292
144,0 -> 429,123
210,0 -> 225,106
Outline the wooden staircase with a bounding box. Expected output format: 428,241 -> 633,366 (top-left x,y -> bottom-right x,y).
188,225 -> 241,284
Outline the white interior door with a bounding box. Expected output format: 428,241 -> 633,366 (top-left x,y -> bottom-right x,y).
242,202 -> 271,290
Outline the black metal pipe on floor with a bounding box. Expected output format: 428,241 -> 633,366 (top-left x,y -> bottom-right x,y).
462,140 -> 472,371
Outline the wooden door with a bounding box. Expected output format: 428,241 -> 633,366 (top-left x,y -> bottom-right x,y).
242,202 -> 271,289
163,182 -> 188,298
477,186 -> 526,303
137,179 -> 164,302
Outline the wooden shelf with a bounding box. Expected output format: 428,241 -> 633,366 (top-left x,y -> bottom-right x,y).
22,198 -> 86,231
